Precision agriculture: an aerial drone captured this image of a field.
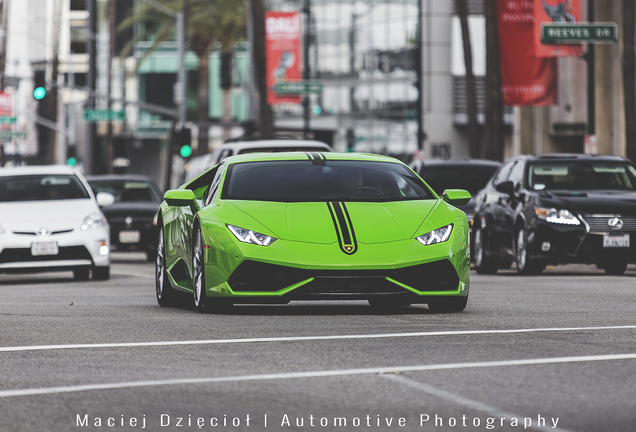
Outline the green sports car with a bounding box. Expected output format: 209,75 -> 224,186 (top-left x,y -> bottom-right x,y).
155,152 -> 471,312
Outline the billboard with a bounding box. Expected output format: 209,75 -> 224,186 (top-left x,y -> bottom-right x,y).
497,0 -> 558,106
265,11 -> 302,105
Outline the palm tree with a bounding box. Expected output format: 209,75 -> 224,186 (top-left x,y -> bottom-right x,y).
119,0 -> 246,155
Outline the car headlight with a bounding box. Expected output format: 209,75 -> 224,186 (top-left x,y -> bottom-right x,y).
534,207 -> 581,225
81,213 -> 108,231
227,224 -> 276,246
416,224 -> 453,245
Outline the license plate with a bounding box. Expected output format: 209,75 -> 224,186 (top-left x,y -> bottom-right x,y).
31,242 -> 59,256
603,234 -> 630,248
119,230 -> 141,244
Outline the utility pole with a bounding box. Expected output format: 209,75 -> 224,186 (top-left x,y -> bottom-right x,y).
87,0 -> 98,173
415,0 -> 425,151
0,0 -> 9,91
302,0 -> 311,139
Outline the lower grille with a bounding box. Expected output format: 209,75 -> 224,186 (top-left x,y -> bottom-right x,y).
228,260 -> 459,293
0,246 -> 93,264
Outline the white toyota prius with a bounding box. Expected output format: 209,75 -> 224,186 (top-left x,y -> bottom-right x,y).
0,165 -> 111,280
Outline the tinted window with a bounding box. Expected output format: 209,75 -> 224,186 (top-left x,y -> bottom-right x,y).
222,160 -> 434,202
88,180 -> 161,203
492,160 -> 516,186
528,161 -> 636,191
419,164 -> 499,195
0,175 -> 90,202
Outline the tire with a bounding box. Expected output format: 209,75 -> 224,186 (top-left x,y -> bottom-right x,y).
603,261 -> 627,275
428,296 -> 468,313
156,226 -> 178,307
473,226 -> 498,274
92,266 -> 110,280
73,268 -> 90,281
515,228 -> 545,275
368,298 -> 411,308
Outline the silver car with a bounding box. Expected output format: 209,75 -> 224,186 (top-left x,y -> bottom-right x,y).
0,165 -> 111,280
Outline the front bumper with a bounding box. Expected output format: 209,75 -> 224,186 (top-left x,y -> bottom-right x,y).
0,227 -> 110,273
196,228 -> 470,302
526,218 -> 636,264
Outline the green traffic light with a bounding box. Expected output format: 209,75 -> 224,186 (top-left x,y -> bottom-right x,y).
66,157 -> 77,167
180,145 -> 193,158
34,87 -> 46,100
312,105 -> 322,115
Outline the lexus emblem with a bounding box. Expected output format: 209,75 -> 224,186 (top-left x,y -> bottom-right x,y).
608,217 -> 623,229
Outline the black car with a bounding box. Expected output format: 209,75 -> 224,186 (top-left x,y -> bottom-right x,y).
472,154 -> 636,275
86,175 -> 162,261
410,159 -> 501,228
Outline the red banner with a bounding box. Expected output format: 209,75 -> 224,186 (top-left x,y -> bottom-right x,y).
534,0 -> 583,57
498,0 -> 557,106
0,91 -> 13,116
265,11 -> 301,105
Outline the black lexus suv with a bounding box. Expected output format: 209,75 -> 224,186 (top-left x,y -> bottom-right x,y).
472,154 -> 636,275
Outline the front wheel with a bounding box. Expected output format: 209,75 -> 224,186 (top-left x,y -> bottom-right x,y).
92,266 -> 110,280
515,228 -> 545,275
428,296 -> 468,313
473,226 -> 498,274
603,261 -> 627,275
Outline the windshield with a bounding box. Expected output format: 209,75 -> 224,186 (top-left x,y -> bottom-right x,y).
88,180 -> 161,203
528,161 -> 636,191
222,160 -> 434,202
419,164 -> 499,195
0,174 -> 90,202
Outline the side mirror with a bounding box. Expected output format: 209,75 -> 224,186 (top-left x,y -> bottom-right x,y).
495,181 -> 515,195
96,192 -> 115,207
442,189 -> 471,206
164,189 -> 196,207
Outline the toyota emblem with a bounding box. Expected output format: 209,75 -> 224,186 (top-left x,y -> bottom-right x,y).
38,227 -> 50,236
607,217 -> 623,229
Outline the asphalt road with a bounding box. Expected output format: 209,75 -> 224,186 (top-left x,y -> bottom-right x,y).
0,253 -> 635,432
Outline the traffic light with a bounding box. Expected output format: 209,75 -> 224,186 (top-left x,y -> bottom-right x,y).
33,70 -> 46,100
220,52 -> 233,90
177,126 -> 192,158
66,146 -> 77,166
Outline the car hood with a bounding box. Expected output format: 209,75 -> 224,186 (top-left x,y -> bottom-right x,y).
541,190 -> 636,216
0,199 -> 100,232
227,200 -> 437,244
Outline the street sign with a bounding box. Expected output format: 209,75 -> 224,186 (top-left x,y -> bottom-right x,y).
273,81 -> 323,96
541,23 -> 618,44
0,116 -> 16,124
0,131 -> 27,140
83,109 -> 126,122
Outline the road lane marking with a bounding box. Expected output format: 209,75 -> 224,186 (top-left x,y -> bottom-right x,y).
1,325 -> 636,353
381,374 -> 576,432
0,352 -> 635,398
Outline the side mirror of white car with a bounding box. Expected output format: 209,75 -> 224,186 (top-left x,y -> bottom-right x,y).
96,192 -> 115,207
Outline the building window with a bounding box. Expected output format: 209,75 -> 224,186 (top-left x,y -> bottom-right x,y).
70,0 -> 87,11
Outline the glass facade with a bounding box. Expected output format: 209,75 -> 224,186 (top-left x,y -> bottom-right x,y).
271,0 -> 420,156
